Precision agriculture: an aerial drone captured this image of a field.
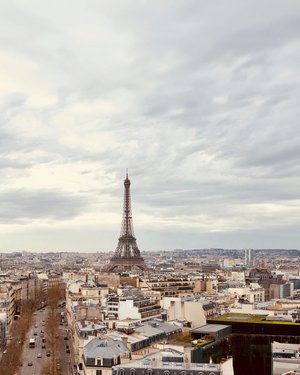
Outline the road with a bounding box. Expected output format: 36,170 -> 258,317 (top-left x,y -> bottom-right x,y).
17,306 -> 75,375
18,308 -> 47,375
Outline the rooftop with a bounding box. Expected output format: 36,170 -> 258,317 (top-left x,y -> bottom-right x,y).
213,313 -> 300,325
84,338 -> 129,359
192,324 -> 231,334
113,350 -> 222,372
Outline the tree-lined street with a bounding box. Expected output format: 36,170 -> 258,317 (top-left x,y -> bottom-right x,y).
17,304 -> 73,375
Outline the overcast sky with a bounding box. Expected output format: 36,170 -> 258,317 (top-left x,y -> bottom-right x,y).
0,1 -> 300,252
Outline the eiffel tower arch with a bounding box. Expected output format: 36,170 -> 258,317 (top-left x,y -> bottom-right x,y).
106,173 -> 147,273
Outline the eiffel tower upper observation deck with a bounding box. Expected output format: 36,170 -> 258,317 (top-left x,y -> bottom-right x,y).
106,173 -> 147,272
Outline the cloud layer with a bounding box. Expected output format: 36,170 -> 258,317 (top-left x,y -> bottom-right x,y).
0,0 -> 300,251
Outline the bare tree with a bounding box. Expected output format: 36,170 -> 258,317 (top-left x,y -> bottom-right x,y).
0,337 -> 22,374
41,357 -> 52,375
47,284 -> 61,313
35,283 -> 46,309
0,299 -> 34,372
44,311 -> 59,375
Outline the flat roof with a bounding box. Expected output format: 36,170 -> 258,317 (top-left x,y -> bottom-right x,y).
192,324 -> 230,333
114,350 -> 222,372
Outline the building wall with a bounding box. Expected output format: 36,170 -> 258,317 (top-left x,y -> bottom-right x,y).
289,277 -> 300,290
228,286 -> 264,303
83,365 -> 113,375
168,300 -> 206,328
231,272 -> 245,283
119,300 -> 140,320
280,282 -> 294,299
220,357 -> 234,375
269,282 -> 293,300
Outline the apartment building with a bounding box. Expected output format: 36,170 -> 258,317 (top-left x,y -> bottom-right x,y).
73,320 -> 107,365
106,320 -> 182,353
269,282 -> 294,300
142,276 -> 195,297
106,289 -> 161,323
112,349 -> 234,375
162,297 -> 213,328
80,338 -> 130,375
227,284 -> 265,304
272,341 -> 300,375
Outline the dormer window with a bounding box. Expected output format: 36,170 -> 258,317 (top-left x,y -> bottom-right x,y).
96,357 -> 103,366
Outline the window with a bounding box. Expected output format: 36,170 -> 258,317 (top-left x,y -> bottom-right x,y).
164,371 -> 170,375
96,357 -> 103,366
119,369 -> 125,375
130,369 -> 136,375
146,370 -> 153,375
96,371 -> 102,375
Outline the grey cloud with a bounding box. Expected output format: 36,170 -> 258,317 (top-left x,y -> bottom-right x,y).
0,189 -> 90,223
0,1 -> 300,250
0,157 -> 32,170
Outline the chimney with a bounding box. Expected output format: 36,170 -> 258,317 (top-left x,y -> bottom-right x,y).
121,336 -> 129,349
184,347 -> 193,364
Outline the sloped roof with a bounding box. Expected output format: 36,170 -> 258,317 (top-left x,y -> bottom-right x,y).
83,338 -> 129,360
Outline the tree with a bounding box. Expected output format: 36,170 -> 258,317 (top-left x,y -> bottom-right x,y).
47,284 -> 62,313
41,358 -> 52,375
35,284 -> 46,309
0,337 -> 22,374
0,299 -> 34,373
44,310 -> 59,375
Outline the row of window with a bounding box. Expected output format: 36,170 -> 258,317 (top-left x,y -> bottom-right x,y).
117,370 -> 216,375
96,356 -> 119,366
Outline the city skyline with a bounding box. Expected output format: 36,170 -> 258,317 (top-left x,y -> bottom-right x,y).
1,1 -> 300,252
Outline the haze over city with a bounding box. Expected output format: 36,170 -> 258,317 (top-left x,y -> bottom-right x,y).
1,1 -> 300,252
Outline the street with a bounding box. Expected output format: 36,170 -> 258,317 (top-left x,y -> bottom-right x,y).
17,306 -> 74,375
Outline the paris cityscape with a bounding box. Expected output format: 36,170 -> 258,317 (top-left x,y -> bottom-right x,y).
1,1 -> 300,375
1,174 -> 300,375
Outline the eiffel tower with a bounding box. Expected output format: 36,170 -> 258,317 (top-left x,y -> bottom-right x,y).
106,173 -> 147,272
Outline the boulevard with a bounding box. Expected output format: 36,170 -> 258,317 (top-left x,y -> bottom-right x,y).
17,306 -> 74,375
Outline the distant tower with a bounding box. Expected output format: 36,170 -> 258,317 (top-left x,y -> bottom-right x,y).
106,173 -> 146,272
245,249 -> 255,267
